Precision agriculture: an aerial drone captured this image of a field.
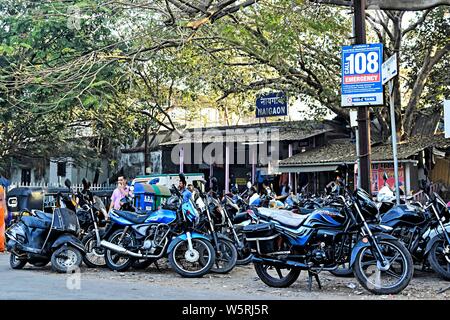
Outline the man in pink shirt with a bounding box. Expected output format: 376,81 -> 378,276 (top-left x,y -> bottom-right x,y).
109,175 -> 131,217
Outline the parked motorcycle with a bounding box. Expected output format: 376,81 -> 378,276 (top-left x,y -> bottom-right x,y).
221,193 -> 253,265
243,178 -> 414,294
194,191 -> 238,273
6,179 -> 86,273
101,183 -> 216,278
79,192 -> 110,268
380,187 -> 450,280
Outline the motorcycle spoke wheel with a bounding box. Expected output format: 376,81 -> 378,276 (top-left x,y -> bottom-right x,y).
428,239 -> 450,280
84,237 -> 105,267
354,239 -> 412,294
169,239 -> 215,277
254,263 -> 300,288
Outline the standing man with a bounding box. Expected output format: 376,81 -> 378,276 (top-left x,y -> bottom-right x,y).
178,174 -> 192,203
109,175 -> 131,216
0,176 -> 9,253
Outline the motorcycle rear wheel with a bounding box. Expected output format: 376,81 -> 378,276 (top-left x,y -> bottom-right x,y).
104,229 -> 135,272
329,263 -> 354,277
10,254 -> 27,270
254,263 -> 300,288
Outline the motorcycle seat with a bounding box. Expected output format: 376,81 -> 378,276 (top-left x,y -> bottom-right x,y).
113,209 -> 151,224
257,207 -> 308,228
21,210 -> 53,229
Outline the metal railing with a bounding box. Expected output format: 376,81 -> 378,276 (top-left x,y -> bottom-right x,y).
7,182 -> 116,192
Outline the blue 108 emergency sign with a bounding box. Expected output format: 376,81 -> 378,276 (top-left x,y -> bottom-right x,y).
341,43 -> 384,107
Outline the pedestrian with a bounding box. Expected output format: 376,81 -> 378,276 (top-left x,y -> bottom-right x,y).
0,176 -> 9,253
178,174 -> 192,203
109,175 -> 131,216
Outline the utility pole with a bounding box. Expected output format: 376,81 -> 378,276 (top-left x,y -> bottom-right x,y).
353,0 -> 372,193
144,123 -> 149,174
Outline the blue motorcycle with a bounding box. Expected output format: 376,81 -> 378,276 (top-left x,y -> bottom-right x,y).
100,185 -> 216,278
243,187 -> 414,295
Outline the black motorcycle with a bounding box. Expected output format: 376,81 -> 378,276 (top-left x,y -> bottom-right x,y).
380,189 -> 450,280
221,193 -> 254,265
243,182 -> 414,295
79,193 -> 110,268
6,179 -> 86,273
194,191 -> 238,274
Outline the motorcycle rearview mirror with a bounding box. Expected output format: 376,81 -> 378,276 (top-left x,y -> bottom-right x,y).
64,179 -> 72,189
246,181 -> 252,189
383,171 -> 388,182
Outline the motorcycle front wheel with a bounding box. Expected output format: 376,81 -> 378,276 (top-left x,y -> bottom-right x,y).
427,238 -> 450,280
82,232 -> 106,268
210,238 -> 237,274
168,238 -> 215,278
353,238 -> 413,295
51,246 -> 83,273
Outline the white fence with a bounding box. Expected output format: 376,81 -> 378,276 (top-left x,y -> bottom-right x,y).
7,182 -> 116,192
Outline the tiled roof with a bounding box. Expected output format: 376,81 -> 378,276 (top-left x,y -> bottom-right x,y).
279,134 -> 450,166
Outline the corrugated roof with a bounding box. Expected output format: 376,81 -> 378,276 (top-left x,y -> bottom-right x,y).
279,134 -> 450,166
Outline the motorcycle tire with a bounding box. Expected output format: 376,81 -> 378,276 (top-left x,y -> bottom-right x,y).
168,238 -> 216,278
329,263 -> 354,277
51,246 -> 83,273
427,238 -> 450,281
211,239 -> 238,274
10,254 -> 27,270
254,262 -> 300,288
353,238 -> 413,295
82,232 -> 106,268
104,229 -> 135,272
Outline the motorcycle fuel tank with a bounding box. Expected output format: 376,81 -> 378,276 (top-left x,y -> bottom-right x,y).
380,204 -> 426,228
144,209 -> 177,224
302,207 -> 345,229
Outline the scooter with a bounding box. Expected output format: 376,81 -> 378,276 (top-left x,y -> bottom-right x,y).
5,179 -> 86,273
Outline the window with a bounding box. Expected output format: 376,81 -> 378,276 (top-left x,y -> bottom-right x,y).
21,169 -> 31,184
57,162 -> 67,177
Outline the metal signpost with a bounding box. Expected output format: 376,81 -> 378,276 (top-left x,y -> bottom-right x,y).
445,100 -> 450,139
382,53 -> 400,205
256,92 -> 288,118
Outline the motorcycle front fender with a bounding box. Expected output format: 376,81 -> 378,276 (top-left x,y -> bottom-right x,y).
424,230 -> 450,256
350,233 -> 398,267
51,234 -> 86,255
167,232 -> 211,253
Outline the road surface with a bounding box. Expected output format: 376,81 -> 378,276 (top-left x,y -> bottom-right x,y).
1,253 -> 449,300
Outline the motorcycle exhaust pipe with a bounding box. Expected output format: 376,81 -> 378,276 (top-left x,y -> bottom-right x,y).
100,240 -> 144,258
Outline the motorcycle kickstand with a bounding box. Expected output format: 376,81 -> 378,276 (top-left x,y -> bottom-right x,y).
307,271 -> 322,291
153,261 -> 161,272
